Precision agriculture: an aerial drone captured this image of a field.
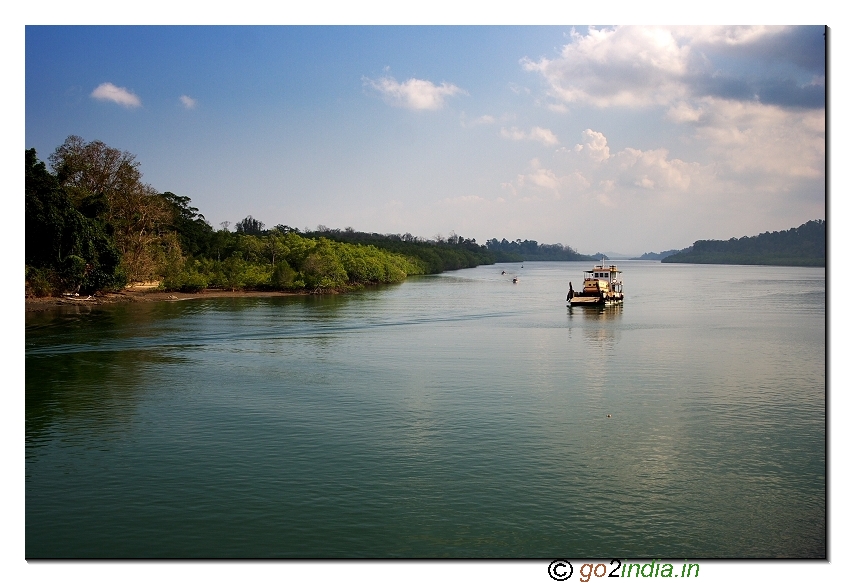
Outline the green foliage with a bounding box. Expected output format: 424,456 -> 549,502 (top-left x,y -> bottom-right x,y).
158,232 -> 422,292
235,215 -> 265,235
302,228 -> 494,273
26,138 -> 501,297
159,191 -> 214,257
25,148 -> 126,295
272,260 -> 297,288
25,266 -> 57,297
303,244 -> 348,289
484,238 -> 593,261
662,220 -> 825,267
47,136 -> 174,283
161,258 -> 210,292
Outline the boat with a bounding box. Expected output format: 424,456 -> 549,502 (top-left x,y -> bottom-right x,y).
513,277 -> 519,283
567,262 -> 624,306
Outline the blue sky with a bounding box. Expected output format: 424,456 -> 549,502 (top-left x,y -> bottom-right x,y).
25,24 -> 825,255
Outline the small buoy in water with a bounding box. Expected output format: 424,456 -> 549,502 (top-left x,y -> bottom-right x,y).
607,414 -> 612,418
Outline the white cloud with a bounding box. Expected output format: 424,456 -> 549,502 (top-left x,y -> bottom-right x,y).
504,158 -> 591,201
522,26 -> 691,109
692,97 -> 824,182
180,95 -> 197,109
667,101 -> 704,123
669,25 -> 786,47
363,75 -> 466,110
504,130 -> 702,208
500,127 -> 525,141
529,127 -> 559,145
462,114 -> 495,128
521,26 -> 807,111
508,83 -> 530,95
500,126 -> 559,145
520,26 -> 824,207
90,82 -> 141,108
613,147 -> 700,191
579,129 -> 610,161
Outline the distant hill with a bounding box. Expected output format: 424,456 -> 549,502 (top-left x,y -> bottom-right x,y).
633,249 -> 682,260
661,220 -> 825,267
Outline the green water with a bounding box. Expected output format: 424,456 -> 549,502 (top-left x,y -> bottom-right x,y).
25,261 -> 825,558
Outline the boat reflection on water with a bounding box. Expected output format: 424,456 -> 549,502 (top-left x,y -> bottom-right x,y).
567,303 -> 623,348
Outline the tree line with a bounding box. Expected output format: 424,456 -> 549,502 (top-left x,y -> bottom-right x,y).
25,137 -> 503,296
661,220 -> 825,267
484,238 -> 595,262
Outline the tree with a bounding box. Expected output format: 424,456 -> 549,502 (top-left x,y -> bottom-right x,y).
159,191 -> 214,256
25,148 -> 125,294
265,232 -> 289,267
235,215 -> 265,235
48,136 -> 172,282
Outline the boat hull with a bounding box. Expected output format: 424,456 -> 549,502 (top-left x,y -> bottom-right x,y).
568,293 -> 623,306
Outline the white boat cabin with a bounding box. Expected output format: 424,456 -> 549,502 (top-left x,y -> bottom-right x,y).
584,265 -> 622,288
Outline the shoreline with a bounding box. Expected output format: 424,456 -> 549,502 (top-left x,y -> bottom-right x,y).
25,288 -> 305,313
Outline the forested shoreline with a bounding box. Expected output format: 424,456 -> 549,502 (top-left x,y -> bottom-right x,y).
661,220 -> 825,267
25,137 -> 501,297
29,136 -> 822,300
483,238 -> 595,262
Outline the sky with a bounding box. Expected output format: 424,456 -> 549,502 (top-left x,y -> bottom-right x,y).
25,25 -> 825,256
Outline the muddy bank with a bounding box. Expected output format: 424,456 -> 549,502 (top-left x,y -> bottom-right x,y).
25,288 -> 304,313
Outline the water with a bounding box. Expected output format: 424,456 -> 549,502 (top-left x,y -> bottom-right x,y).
25,261 -> 825,558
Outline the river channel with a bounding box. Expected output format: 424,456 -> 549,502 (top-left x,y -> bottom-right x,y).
25,261 -> 826,558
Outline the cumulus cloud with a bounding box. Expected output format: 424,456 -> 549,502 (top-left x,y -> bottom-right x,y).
90,82 -> 141,108
579,129 -> 610,161
500,126 -> 559,145
613,147 -> 700,191
522,26 -> 691,108
504,129 -> 701,206
518,26 -> 824,206
503,158 -> 591,200
522,26 -> 824,111
667,101 -> 704,123
363,75 -> 466,110
180,95 -> 197,109
669,25 -> 784,47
